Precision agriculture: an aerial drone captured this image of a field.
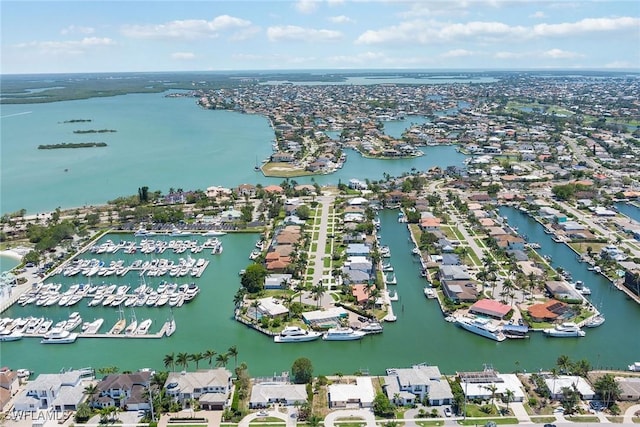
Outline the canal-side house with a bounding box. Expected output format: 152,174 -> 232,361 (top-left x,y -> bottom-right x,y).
93,371 -> 152,410
165,369 -> 232,410
457,369 -> 526,402
328,377 -> 375,408
13,370 -> 93,412
382,365 -> 453,406
544,281 -> 582,302
544,375 -> 594,400
0,369 -> 19,412
249,383 -> 307,408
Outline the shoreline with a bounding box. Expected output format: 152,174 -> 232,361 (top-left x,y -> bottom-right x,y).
0,249 -> 25,262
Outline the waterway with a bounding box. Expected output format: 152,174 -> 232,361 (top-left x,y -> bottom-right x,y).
615,202 -> 640,223
1,208 -> 637,376
0,93 -> 466,215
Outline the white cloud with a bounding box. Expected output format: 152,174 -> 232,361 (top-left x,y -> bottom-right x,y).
442,49 -> 474,58
14,37 -> 115,55
329,15 -> 354,24
529,11 -> 546,19
533,17 -> 640,37
327,0 -> 345,5
329,51 -> 386,64
60,25 -> 95,35
295,0 -> 320,14
121,15 -> 252,40
171,52 -> 196,60
542,48 -> 583,59
267,25 -> 342,42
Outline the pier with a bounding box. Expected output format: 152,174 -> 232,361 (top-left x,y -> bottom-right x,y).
20,320 -> 174,340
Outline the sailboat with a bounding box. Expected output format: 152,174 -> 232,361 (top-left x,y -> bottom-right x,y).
124,309 -> 138,335
165,310 -> 176,337
109,305 -> 127,334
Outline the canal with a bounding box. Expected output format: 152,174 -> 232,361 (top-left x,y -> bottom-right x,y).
0,208 -> 638,376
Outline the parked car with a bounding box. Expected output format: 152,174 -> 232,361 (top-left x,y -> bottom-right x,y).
444,408 -> 452,417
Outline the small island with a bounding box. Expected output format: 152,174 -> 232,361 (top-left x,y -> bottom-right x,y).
38,142 -> 108,149
73,129 -> 117,134
61,119 -> 92,123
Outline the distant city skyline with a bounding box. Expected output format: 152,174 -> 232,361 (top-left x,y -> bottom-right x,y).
2,0 -> 639,74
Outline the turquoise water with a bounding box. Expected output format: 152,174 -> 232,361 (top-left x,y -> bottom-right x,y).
1,93 -> 465,215
1,209 -> 637,376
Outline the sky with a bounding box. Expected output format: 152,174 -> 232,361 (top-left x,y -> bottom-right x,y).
1,0 -> 639,74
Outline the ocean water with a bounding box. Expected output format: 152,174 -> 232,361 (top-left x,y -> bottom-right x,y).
1,92 -> 465,215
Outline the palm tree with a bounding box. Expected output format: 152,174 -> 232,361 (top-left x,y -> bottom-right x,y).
227,345 -> 239,368
215,353 -> 229,368
233,289 -> 246,308
163,352 -> 175,372
83,383 -> 98,407
504,389 -> 515,414
250,300 -> 260,322
313,283 -> 325,309
190,352 -> 204,370
204,349 -> 217,367
550,367 -> 560,399
484,384 -> 498,408
283,294 -> 294,320
176,352 -> 189,371
556,354 -> 571,374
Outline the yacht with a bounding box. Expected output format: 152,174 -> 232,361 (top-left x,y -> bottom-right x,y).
424,287 -> 436,299
165,317 -> 176,337
543,322 -> 586,337
64,312 -> 82,331
455,316 -> 506,342
135,319 -> 153,335
322,327 -> 366,341
41,328 -> 78,344
629,362 -> 640,372
360,322 -> 384,334
203,230 -> 226,236
584,314 -> 605,328
0,329 -> 23,342
82,318 -> 104,334
502,324 -> 530,339
274,326 -> 322,343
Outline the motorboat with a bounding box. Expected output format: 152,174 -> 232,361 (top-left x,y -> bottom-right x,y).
322,327 -> 366,341
82,318 -> 104,334
502,324 -> 530,339
629,362 -> 640,372
274,326 -> 322,343
360,322 -> 384,334
203,230 -> 226,236
543,322 -> 586,337
64,312 -> 82,331
135,319 -> 153,335
455,316 -> 506,342
584,314 -> 605,328
0,330 -> 23,342
424,287 -> 436,299
41,328 -> 78,344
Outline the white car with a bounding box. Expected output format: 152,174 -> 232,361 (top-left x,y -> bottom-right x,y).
444,408 -> 452,417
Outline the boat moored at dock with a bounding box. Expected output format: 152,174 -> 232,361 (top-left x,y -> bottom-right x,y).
454,316 -> 506,342
543,322 -> 586,337
274,326 -> 322,343
322,327 -> 366,341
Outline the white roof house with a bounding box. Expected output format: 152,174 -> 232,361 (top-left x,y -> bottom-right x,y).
165,369 -> 232,408
544,375 -> 595,400
249,383 -> 307,408
13,370 -> 92,412
328,377 -> 375,408
459,372 -> 526,402
258,297 -> 289,317
383,365 -> 453,406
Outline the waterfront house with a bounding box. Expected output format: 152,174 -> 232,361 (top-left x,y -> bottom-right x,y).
420,217 -> 442,231
264,274 -> 293,290
617,378 -> 640,401
13,369 -> 93,412
351,284 -> 372,305
527,300 -> 569,322
0,369 -> 19,411
544,375 -> 594,400
236,184 -> 257,198
457,370 -> 525,402
165,369 -> 232,410
441,254 -> 461,266
544,281 -> 582,302
469,299 -> 512,320
270,152 -> 295,163
256,297 -> 289,319
264,185 -> 285,194
249,383 -> 307,408
93,371 -> 151,410
439,265 -> 471,281
441,280 -> 479,303
302,307 -> 348,326
383,365 -> 453,406
328,377 -> 375,408
346,243 -> 371,257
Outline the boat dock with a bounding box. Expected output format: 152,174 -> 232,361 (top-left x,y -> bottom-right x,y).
20,320 -> 174,340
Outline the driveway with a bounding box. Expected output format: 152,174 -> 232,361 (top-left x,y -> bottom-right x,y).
324,408 -> 377,427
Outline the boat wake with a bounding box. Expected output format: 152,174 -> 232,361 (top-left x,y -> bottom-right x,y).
1,111 -> 33,119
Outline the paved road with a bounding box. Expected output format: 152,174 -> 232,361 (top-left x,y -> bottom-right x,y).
310,195 -> 334,289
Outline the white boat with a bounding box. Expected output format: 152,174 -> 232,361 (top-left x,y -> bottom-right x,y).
16,369 -> 31,378
574,280 -> 592,295
0,330 -> 23,342
584,314 -> 605,328
135,319 -> 152,335
41,328 -> 78,344
385,272 -> 397,285
629,362 -> 640,372
165,317 -> 176,337
203,230 -> 226,236
64,313 -> 82,331
424,287 -> 436,299
322,327 -> 366,341
360,322 -> 384,334
455,316 -> 506,342
82,318 -> 104,334
543,322 -> 586,337
274,326 -> 322,343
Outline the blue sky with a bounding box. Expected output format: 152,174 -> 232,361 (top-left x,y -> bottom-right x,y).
2,0 -> 639,74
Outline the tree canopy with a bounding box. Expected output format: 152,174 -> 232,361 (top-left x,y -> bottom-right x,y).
291,357 -> 313,384
240,263 -> 268,294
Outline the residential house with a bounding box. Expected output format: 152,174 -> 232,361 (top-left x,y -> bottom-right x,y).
544,375 -> 595,400
249,383 -> 307,408
458,370 -> 526,402
236,184 -> 257,198
328,377 -> 375,408
441,280 -> 479,303
165,369 -> 232,410
527,300 -> 569,322
264,274 -> 293,290
383,365 -> 453,406
469,299 -> 512,320
13,369 -> 94,412
544,281 -> 582,301
0,369 -> 19,412
93,371 -> 152,410
345,244 -> 371,257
